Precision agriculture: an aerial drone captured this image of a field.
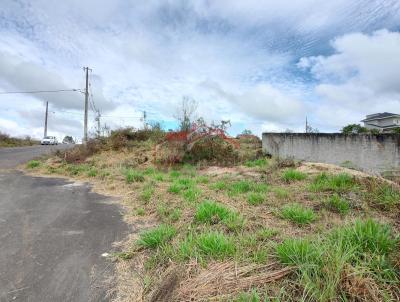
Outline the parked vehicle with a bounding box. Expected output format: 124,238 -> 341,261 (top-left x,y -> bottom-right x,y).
41,136 -> 58,145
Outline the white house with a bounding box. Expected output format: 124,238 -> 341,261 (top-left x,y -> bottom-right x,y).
361,112 -> 400,132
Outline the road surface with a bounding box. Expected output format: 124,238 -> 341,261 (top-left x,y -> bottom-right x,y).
0,145 -> 128,301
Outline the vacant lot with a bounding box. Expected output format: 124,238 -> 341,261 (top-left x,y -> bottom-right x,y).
26,130 -> 400,302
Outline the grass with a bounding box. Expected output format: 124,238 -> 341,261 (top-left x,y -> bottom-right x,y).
281,169 -> 307,182
124,168 -> 145,183
136,207 -> 145,216
26,160 -> 40,169
182,187 -> 202,203
309,173 -> 356,193
256,228 -> 279,241
211,180 -> 228,191
228,180 -> 268,196
324,194 -> 350,215
272,187 -> 289,199
87,167 -> 97,177
244,158 -> 269,168
233,289 -> 261,302
276,219 -> 398,301
247,192 -> 266,205
368,183 -> 400,210
140,185 -> 154,203
280,203 -> 316,225
168,177 -> 195,194
178,231 -> 236,261
195,200 -> 244,231
137,224 -> 176,249
157,204 -> 182,222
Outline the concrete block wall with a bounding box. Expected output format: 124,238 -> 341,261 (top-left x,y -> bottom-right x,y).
262,133 -> 400,174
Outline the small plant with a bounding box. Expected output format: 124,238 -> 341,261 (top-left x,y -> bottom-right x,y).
211,180 -> 228,191
272,187 -> 289,199
136,207 -> 145,216
256,228 -> 278,241
281,169 -> 307,182
140,185 -> 154,203
228,180 -> 269,196
153,173 -> 165,181
169,170 -> 181,179
195,200 -> 244,231
27,160 -> 40,169
137,225 -> 176,249
182,187 -> 201,203
280,203 -> 316,225
233,289 -> 261,302
309,173 -> 356,192
245,158 -> 268,168
276,238 -> 321,265
324,194 -> 350,215
368,183 -> 400,210
178,231 -> 235,261
195,175 -> 209,184
157,204 -> 182,222
124,169 -> 145,183
247,192 -> 265,205
87,167 -> 97,177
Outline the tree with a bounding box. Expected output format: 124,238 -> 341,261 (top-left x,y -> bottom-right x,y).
241,129 -> 253,135
174,96 -> 198,132
392,127 -> 400,134
341,124 -> 368,134
62,136 -> 75,144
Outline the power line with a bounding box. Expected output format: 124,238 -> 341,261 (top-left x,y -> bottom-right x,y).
0,89 -> 82,94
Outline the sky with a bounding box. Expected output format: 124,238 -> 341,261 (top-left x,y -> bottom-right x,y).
1,0 -> 400,140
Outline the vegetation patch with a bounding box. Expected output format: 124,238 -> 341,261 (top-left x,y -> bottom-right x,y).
281,169 -> 307,182
137,224 -> 176,249
309,173 -> 356,192
244,158 -> 268,168
366,183 -> 400,210
124,168 -> 145,183
247,192 -> 266,205
280,203 -> 316,225
26,160 -> 41,169
324,194 -> 351,215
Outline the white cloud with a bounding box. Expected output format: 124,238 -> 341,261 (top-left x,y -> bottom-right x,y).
300,30 -> 400,129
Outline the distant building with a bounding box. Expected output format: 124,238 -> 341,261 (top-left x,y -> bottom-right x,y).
361,112 -> 400,132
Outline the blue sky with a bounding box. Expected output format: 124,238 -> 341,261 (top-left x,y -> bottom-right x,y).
1,0 -> 400,139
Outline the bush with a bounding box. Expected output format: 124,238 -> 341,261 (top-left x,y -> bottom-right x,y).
280,203 -> 316,225
26,160 -> 40,169
138,225 -> 176,249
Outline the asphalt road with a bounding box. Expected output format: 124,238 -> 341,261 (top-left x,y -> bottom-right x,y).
0,146 -> 128,301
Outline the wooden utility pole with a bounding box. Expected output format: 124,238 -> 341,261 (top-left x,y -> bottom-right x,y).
83,67 -> 91,143
44,101 -> 48,137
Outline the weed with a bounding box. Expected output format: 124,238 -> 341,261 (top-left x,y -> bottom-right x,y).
168,182 -> 183,194
229,180 -> 269,196
256,228 -> 279,241
87,167 -> 97,177
211,180 -> 228,191
195,175 -> 209,184
140,185 -> 154,203
136,207 -> 145,216
281,169 -> 307,182
168,178 -> 195,194
245,158 -> 269,168
153,173 -> 165,181
324,194 -> 350,215
137,225 -> 176,249
368,183 -> 400,210
309,173 -> 356,193
272,187 -> 289,199
169,170 -> 181,179
247,192 -> 266,205
26,160 -> 40,169
280,203 -> 316,225
178,231 -> 235,261
124,169 -> 145,183
182,187 -> 202,203
157,204 -> 182,222
233,289 -> 261,302
195,200 -> 244,231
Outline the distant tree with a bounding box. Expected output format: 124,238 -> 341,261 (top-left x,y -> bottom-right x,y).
241,129 -> 253,135
62,136 -> 75,144
174,96 -> 198,132
369,129 -> 381,135
341,124 -> 368,134
392,127 -> 400,134
285,129 -> 294,133
306,124 -> 319,133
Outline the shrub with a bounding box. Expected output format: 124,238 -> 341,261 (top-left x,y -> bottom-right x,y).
281,169 -> 307,182
26,160 -> 40,169
124,169 -> 145,183
280,203 -> 316,225
324,194 -> 350,215
247,192 -> 265,205
137,225 -> 176,249
309,173 -> 356,192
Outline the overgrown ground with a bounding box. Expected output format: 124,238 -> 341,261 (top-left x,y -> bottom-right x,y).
0,132 -> 39,147
25,131 -> 400,302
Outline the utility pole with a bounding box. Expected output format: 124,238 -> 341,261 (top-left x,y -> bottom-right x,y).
44,101 -> 48,137
143,110 -> 147,129
95,110 -> 101,138
83,67 -> 91,143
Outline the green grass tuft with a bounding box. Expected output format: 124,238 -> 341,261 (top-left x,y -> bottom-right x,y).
195,200 -> 244,231
281,169 -> 307,182
272,187 -> 290,199
309,173 -> 356,193
26,160 -> 40,169
182,187 -> 202,203
324,194 -> 350,215
280,203 -> 316,225
140,185 -> 154,203
244,158 -> 269,168
87,167 -> 97,177
247,192 -> 266,205
228,180 -> 269,196
137,225 -> 176,249
124,169 -> 145,183
368,184 -> 400,210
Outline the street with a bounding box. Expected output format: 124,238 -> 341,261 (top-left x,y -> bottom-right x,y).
0,146 -> 128,301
